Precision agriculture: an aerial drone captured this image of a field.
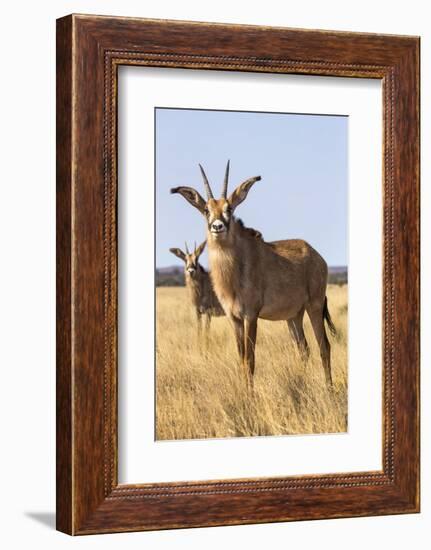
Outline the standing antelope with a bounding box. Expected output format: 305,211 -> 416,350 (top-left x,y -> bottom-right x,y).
169,240 -> 225,334
171,162 -> 336,386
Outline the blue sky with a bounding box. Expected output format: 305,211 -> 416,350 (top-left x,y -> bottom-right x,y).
156,108 -> 347,268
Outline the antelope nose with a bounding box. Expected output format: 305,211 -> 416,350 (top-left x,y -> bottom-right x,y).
212,221 -> 223,231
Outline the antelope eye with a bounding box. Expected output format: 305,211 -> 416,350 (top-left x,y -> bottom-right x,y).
204,206 -> 209,215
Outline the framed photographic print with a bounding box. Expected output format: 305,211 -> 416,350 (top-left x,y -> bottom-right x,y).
56,14 -> 420,535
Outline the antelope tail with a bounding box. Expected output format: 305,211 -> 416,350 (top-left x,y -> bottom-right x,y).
323,296 -> 337,337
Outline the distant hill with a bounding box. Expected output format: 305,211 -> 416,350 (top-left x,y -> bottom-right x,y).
328,266 -> 348,285
156,265 -> 348,287
156,266 -> 184,287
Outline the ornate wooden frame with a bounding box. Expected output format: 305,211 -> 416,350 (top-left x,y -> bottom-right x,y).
56,14 -> 420,535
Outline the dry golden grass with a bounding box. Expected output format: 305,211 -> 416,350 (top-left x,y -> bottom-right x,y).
156,284 -> 348,441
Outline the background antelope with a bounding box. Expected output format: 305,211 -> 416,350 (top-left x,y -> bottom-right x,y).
171,161 -> 336,387
169,240 -> 225,334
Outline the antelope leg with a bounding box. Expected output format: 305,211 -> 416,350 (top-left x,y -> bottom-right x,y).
287,310 -> 310,361
307,306 -> 332,387
196,311 -> 202,341
243,316 -> 258,380
230,315 -> 244,361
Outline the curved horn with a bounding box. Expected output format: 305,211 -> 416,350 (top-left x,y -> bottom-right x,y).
184,241 -> 190,255
221,160 -> 230,199
198,164 -> 214,199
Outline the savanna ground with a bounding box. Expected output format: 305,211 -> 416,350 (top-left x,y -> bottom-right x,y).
156,284 -> 348,440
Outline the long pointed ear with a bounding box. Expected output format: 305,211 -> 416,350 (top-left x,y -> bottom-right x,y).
194,240 -> 207,259
170,186 -> 206,214
228,176 -> 261,211
169,247 -> 186,262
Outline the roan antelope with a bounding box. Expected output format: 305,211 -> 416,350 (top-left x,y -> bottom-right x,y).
171,162 -> 336,386
169,240 -> 225,334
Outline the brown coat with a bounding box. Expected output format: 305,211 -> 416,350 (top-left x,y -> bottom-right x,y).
171,162 -> 335,386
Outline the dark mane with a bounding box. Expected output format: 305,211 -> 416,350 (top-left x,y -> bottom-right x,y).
235,217 -> 263,241
197,262 -> 207,274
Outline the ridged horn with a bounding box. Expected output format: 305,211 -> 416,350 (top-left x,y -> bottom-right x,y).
198,164 -> 214,199
221,160 -> 230,198
185,242 -> 189,255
